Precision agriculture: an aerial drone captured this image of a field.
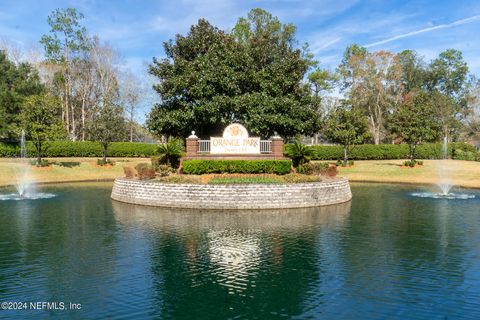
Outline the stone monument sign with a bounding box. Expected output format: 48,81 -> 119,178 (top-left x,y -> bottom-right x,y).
210,123 -> 260,154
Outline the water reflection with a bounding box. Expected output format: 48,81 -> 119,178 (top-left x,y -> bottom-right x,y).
112,201 -> 351,319
111,201 -> 351,230
333,184 -> 480,319
1,183 -> 480,319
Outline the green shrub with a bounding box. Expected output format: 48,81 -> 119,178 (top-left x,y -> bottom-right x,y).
156,164 -> 176,177
155,138 -> 184,168
151,156 -> 180,173
305,142 -> 476,160
0,142 -> 19,157
208,176 -> 282,184
282,173 -> 321,183
453,149 -> 479,161
30,159 -> 49,167
108,142 -> 158,157
0,141 -> 158,157
402,159 -> 424,167
158,174 -> 203,184
335,160 -> 354,167
151,156 -> 161,170
52,161 -> 81,168
182,160 -> 292,175
299,162 -> 329,175
403,160 -> 416,167
284,141 -> 313,168
97,158 -> 114,166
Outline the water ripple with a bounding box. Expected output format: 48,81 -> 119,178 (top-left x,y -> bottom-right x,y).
0,183 -> 479,319
411,192 -> 475,199
0,192 -> 56,201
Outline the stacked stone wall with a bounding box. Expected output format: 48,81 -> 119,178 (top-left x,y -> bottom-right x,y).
111,178 -> 352,209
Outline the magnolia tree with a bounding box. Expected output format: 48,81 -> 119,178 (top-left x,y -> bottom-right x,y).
389,91 -> 440,161
324,106 -> 370,166
0,51 -> 45,139
147,9 -> 320,139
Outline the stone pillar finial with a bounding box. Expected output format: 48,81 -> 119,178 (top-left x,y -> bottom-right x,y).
186,130 -> 199,158
272,131 -> 281,139
188,130 -> 198,139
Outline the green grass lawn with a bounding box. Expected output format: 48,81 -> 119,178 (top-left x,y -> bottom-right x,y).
1,158 -> 479,189
0,157 -> 150,187
332,159 -> 480,189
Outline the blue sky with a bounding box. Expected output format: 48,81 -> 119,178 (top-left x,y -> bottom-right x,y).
1,0 -> 480,75
1,0 -> 480,122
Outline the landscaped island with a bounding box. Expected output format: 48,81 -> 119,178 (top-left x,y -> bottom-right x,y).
111,176 -> 352,209
110,124 -> 353,209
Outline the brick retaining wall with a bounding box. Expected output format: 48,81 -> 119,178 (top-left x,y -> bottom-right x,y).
111,177 -> 352,209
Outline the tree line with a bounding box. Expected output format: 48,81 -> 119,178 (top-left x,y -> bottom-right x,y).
0,8 -> 151,162
146,8 -> 480,150
1,7 -> 480,164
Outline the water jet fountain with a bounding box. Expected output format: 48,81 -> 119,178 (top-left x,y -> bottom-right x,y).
412,136 -> 475,200
0,130 -> 55,201
15,130 -> 31,197
437,136 -> 453,196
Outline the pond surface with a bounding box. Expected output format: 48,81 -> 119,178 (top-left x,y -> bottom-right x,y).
0,182 -> 479,319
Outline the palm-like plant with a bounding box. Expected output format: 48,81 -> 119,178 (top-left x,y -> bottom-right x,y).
156,138 -> 184,168
284,141 -> 313,169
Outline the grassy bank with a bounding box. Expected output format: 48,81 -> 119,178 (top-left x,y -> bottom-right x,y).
0,158 -> 149,188
334,159 -> 480,189
1,158 -> 479,189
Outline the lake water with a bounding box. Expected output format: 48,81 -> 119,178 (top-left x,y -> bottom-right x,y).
0,182 -> 479,319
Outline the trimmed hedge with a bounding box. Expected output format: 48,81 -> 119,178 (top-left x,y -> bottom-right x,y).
454,149 -> 480,161
182,160 -> 292,175
1,140 -> 476,161
0,141 -> 158,157
303,142 -> 477,160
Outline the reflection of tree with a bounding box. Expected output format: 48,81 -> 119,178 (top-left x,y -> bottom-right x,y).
0,184 -> 131,319
112,201 -> 351,319
338,184 -> 473,317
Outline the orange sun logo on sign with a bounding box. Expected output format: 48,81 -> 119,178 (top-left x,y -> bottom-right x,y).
227,125 -> 243,137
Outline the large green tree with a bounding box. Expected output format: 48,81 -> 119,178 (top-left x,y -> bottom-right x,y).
19,93 -> 65,163
324,106 -> 370,166
0,51 -> 44,139
337,44 -> 368,91
147,9 -> 320,139
389,91 -> 441,161
398,49 -> 426,93
87,104 -> 126,163
341,49 -> 403,144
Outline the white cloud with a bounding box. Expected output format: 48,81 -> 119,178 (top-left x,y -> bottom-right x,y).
309,37 -> 341,54
364,14 -> 480,48
305,12 -> 415,53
